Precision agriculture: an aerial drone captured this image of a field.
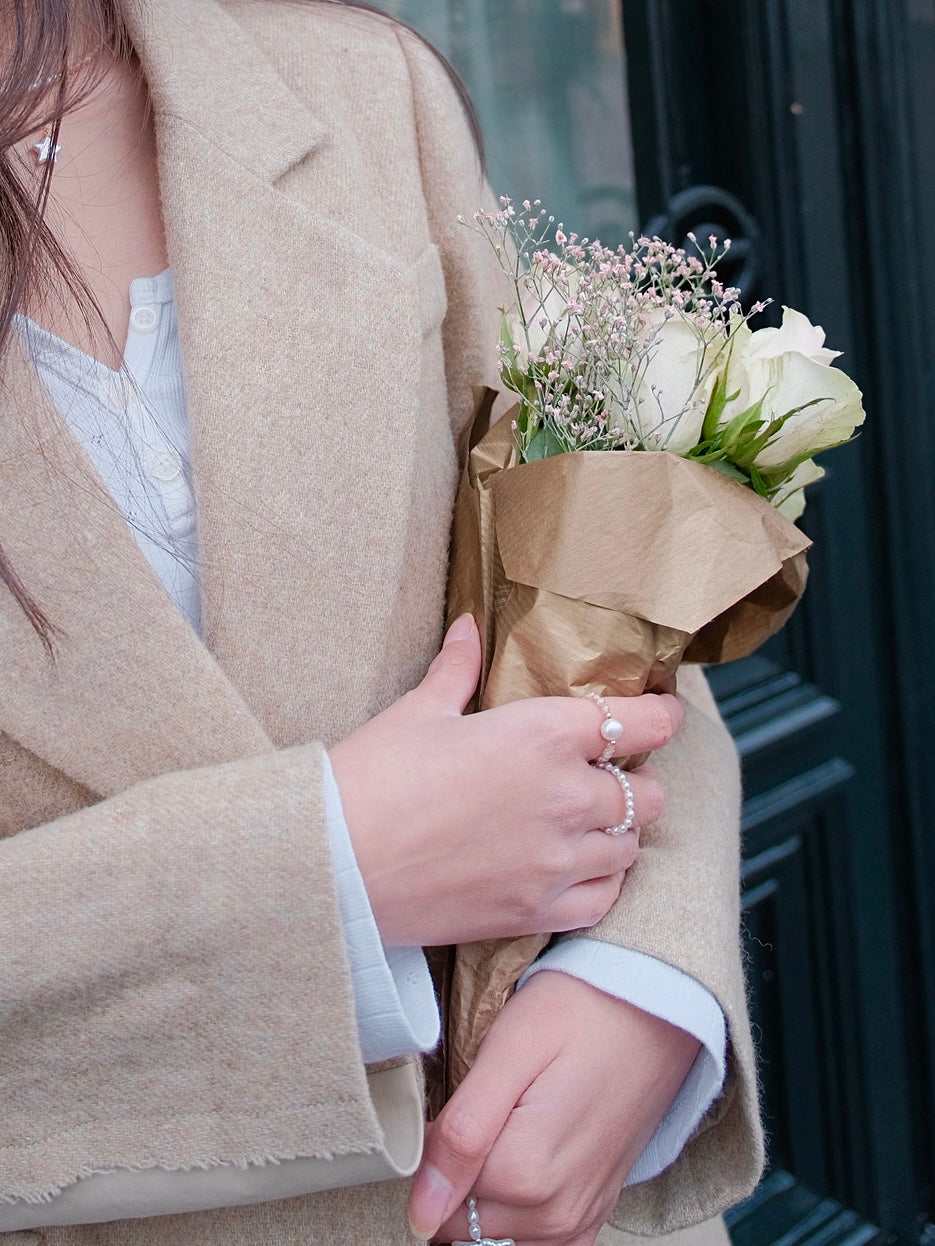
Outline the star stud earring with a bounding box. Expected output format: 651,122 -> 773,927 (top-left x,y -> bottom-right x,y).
33,123 -> 61,165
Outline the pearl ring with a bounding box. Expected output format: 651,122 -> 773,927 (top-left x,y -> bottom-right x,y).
453,1195 -> 515,1246
597,760 -> 637,835
585,691 -> 636,835
585,690 -> 624,764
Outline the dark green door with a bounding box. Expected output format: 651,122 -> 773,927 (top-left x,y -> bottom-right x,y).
622,2 -> 935,1244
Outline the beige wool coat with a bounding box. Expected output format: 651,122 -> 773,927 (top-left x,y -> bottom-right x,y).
0,1 -> 764,1243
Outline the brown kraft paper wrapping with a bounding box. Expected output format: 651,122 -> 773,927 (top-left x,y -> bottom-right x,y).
438,390 -> 810,1097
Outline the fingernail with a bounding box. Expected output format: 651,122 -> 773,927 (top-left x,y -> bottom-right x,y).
408,1164 -> 453,1240
443,613 -> 473,645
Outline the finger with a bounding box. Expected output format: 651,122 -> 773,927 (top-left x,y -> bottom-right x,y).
413,613 -> 482,715
590,763 -> 664,833
409,1047 -> 536,1240
564,763 -> 662,842
549,870 -> 629,932
574,816 -> 643,881
438,1195 -> 605,1246
435,1196 -> 513,1246
570,692 -> 683,761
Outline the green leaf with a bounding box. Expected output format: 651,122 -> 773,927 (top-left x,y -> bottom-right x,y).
733,397 -> 837,470
686,434 -> 745,464
717,394 -> 769,457
758,431 -> 861,489
499,311 -> 518,369
524,424 -> 565,462
499,365 -> 525,396
705,458 -> 751,485
774,396 -> 828,422
731,416 -> 787,468
686,444 -> 729,464
701,368 -> 740,442
748,464 -> 771,498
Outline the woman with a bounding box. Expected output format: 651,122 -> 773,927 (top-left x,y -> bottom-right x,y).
0,1 -> 763,1243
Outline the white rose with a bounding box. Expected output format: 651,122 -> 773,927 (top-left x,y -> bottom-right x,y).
746,306 -> 842,367
771,458 -> 825,521
718,311 -> 864,473
750,350 -> 864,470
610,312 -> 723,454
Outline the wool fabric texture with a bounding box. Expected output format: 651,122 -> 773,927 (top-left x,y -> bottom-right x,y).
0,0 -> 763,1242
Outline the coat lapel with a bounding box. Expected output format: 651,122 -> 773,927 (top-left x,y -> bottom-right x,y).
125,0 -> 446,748
0,0 -> 444,799
0,343 -> 272,799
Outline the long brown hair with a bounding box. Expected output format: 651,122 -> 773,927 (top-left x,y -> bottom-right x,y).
0,0 -> 480,650
0,0 -> 130,647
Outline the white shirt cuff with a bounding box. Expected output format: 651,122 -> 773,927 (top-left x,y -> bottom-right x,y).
322,753 -> 440,1062
518,939 -> 726,1185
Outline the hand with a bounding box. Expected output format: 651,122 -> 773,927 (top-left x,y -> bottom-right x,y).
409,971 -> 702,1245
329,615 -> 683,947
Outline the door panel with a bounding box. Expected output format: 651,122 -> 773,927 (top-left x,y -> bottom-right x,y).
624,2 -> 934,1242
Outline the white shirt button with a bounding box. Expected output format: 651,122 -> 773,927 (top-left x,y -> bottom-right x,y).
130,305 -> 159,333
148,450 -> 183,482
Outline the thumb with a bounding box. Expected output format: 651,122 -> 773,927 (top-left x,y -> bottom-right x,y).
414,613 -> 481,714
408,1074 -> 513,1241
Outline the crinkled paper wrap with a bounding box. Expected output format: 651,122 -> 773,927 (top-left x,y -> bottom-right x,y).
433,390 -> 810,1100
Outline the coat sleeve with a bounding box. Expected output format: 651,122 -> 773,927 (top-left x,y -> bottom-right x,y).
395,31 -> 764,1232
593,664 -> 764,1231
0,741 -> 419,1214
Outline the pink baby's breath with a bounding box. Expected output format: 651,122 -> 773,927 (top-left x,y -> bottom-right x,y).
464,196 -> 765,459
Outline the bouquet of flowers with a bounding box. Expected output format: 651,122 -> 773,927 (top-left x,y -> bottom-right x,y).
439,198 -> 866,1094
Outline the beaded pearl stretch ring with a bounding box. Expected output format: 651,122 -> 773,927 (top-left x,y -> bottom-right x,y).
453,1196 -> 514,1246
597,761 -> 636,835
585,690 -> 624,764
